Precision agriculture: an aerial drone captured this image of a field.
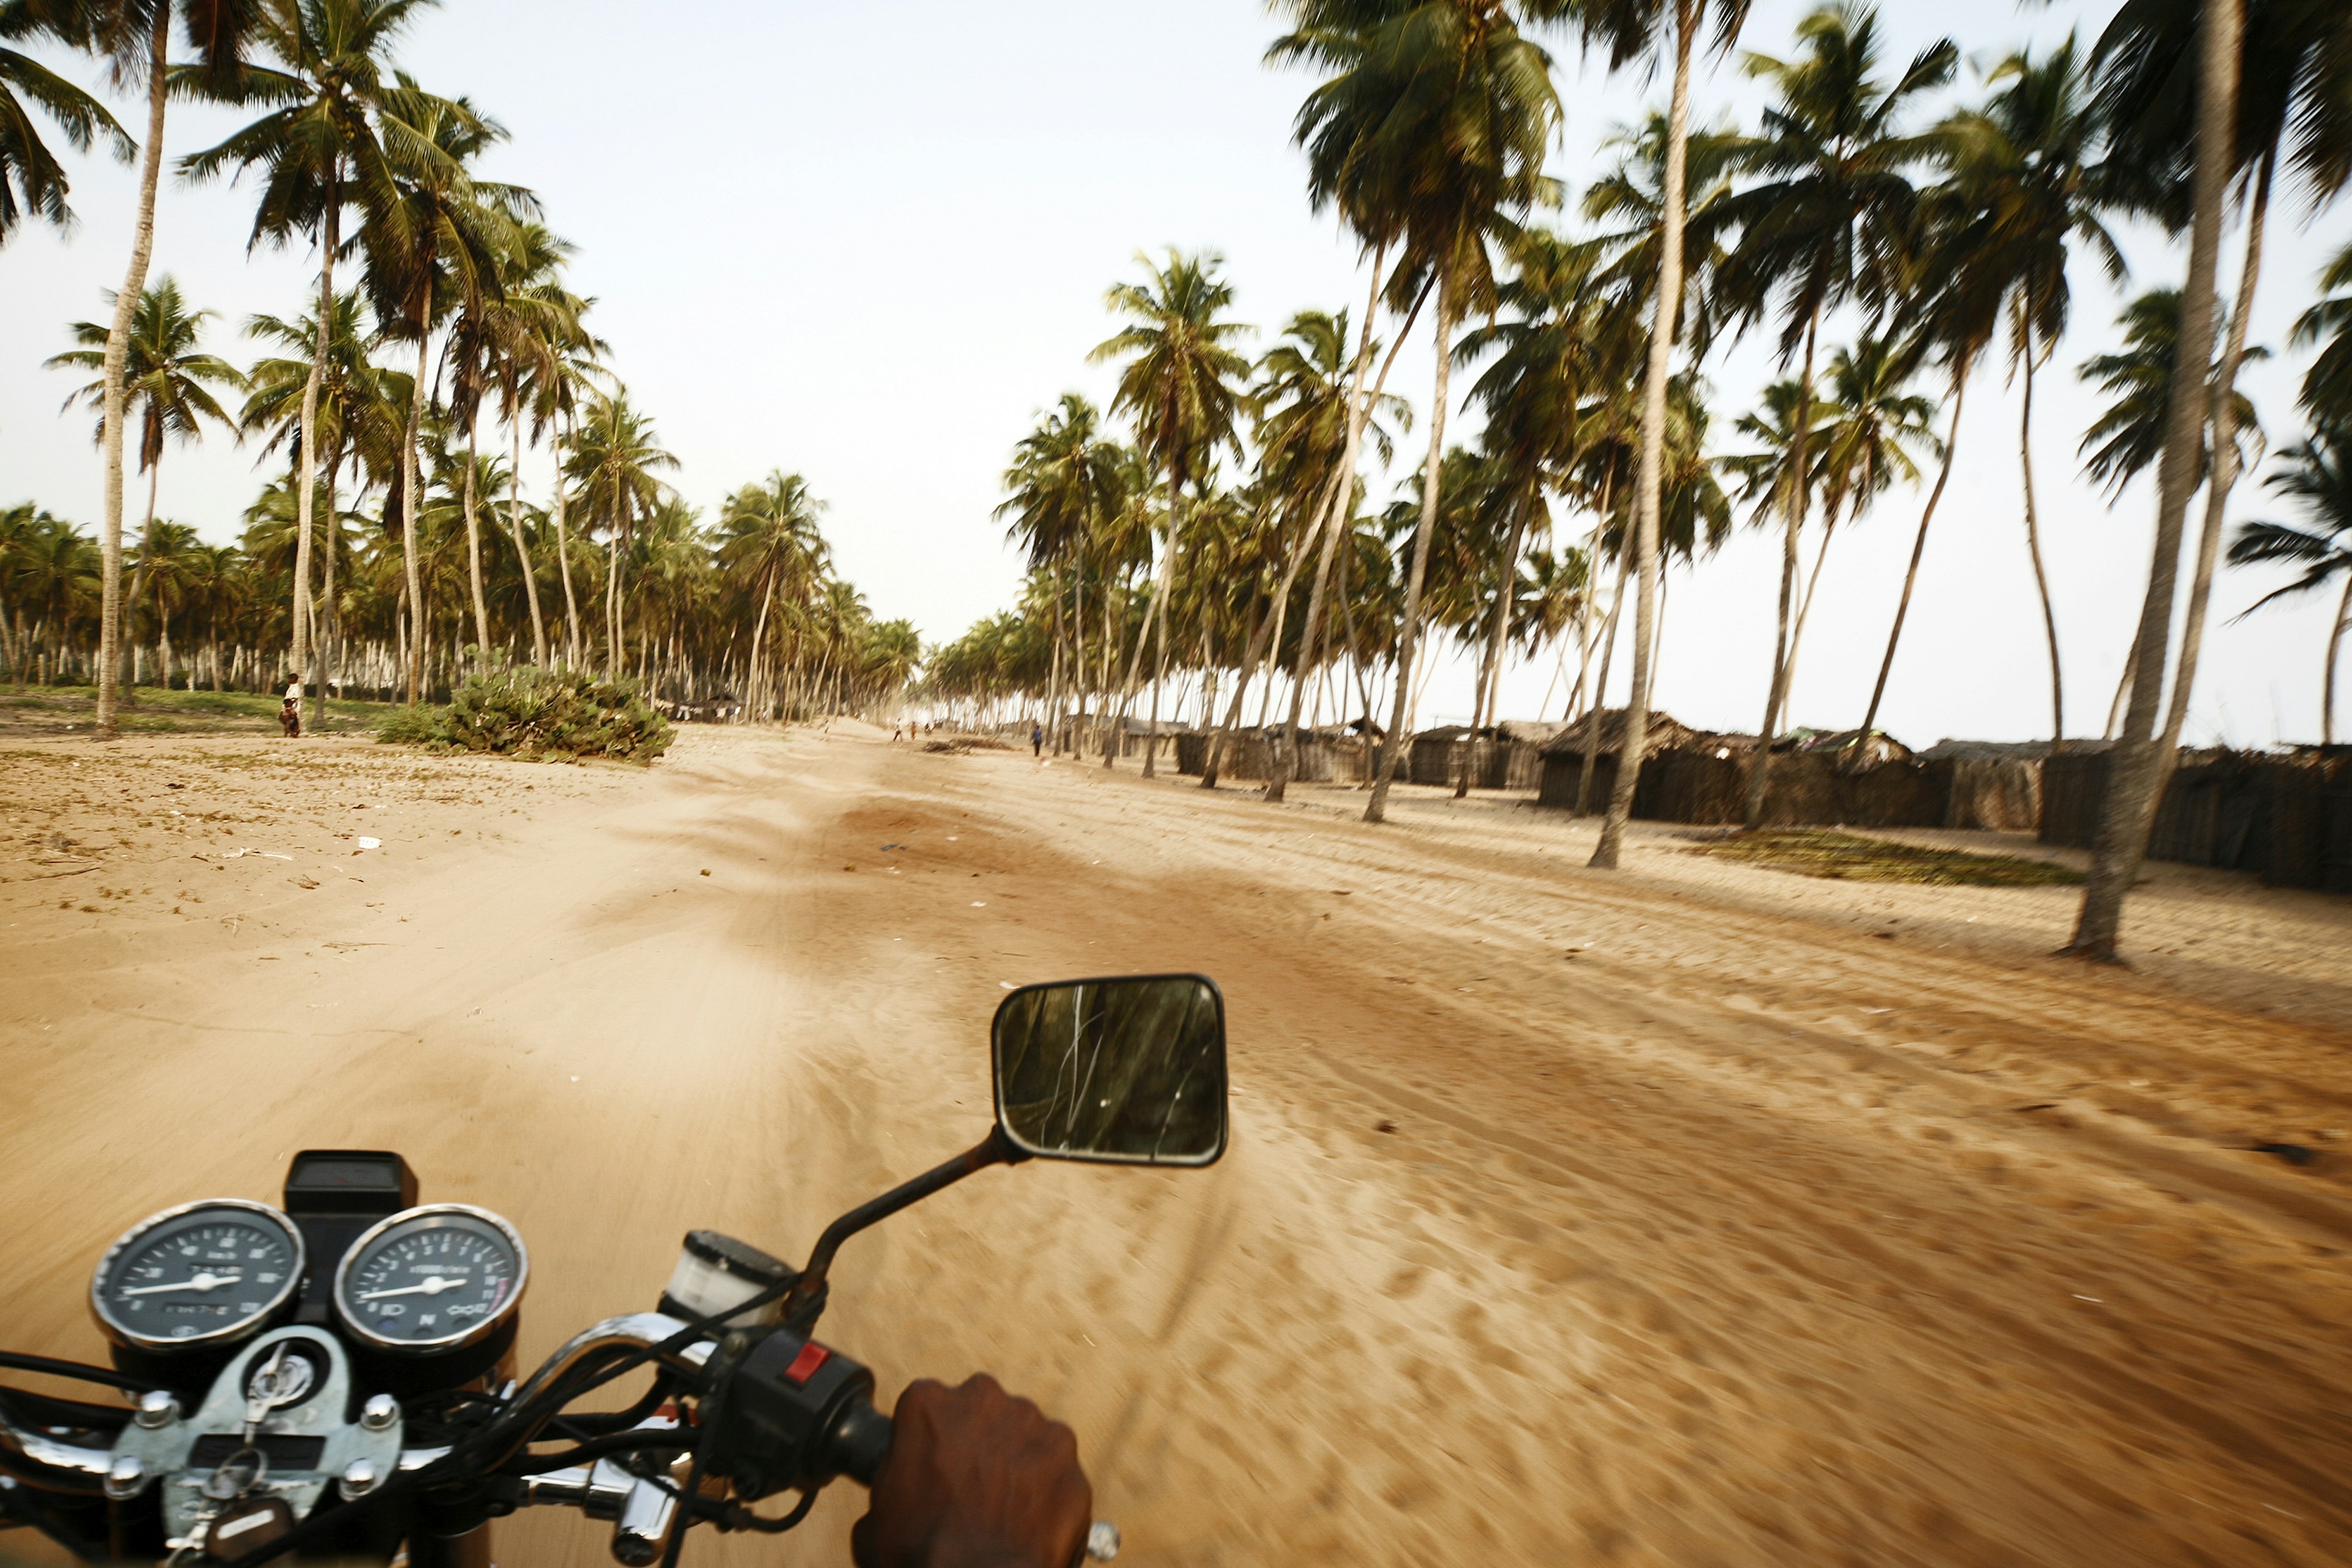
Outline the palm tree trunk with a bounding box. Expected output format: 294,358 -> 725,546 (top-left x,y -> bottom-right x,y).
1577,552 -> 1632,815
2324,570 -> 2350,747
289,189 -> 337,707
2157,149 -> 2271,774
1459,486 -> 1532,798
1783,509 -> 1840,713
2018,319 -> 2065,752
1143,566 -> 1173,778
1069,567 -> 1086,753
316,447 -> 342,726
510,410 -> 548,666
1208,494 -> 1325,789
1367,269 -> 1457,824
93,6 -> 170,741
401,322 -> 430,704
1741,312 -> 1820,831
2067,0 -> 2241,960
554,409 -> 582,666
1858,358 -> 1968,750
1595,0 -> 1697,864
122,459 -> 160,703
1272,258 -> 1416,804
1110,475 -> 1184,771
462,409 -> 491,675
605,495 -> 624,681
747,565 -> 776,721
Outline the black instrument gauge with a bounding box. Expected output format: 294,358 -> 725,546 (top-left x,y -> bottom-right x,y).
90,1199 -> 306,1351
332,1205 -> 527,1354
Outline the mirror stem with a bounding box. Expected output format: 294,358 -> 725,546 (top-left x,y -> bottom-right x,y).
787,1127 -> 1028,1314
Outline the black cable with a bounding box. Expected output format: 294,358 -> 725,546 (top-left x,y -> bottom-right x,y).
228,1273 -> 810,1567
551,1373 -> 673,1440
500,1430 -> 695,1476
0,1385 -> 130,1430
0,1352 -> 150,1395
726,1488 -> 818,1534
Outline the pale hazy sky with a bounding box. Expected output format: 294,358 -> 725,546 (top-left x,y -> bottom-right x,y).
2,1 -> 2343,747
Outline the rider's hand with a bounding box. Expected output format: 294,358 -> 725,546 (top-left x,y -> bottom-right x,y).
851,1373 -> 1091,1568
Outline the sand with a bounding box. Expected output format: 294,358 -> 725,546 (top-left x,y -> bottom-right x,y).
2,724 -> 2350,1566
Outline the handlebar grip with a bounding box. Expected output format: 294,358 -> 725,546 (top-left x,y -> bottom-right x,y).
825,1394 -> 894,1487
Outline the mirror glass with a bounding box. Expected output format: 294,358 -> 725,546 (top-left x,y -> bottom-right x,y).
992,975 -> 1227,1166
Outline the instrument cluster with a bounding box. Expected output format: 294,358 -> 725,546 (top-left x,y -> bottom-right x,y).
91,1197 -> 529,1360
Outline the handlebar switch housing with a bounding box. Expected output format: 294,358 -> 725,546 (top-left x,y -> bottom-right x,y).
702,1332 -> 890,1499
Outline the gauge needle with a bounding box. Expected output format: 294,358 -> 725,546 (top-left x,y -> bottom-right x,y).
359,1276 -> 466,1300
121,1272 -> 242,1296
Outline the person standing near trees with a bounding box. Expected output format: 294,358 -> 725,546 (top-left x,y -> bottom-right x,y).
280,671 -> 302,737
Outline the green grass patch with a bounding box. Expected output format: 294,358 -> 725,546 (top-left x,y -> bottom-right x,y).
1682,828 -> 2084,887
0,685 -> 390,735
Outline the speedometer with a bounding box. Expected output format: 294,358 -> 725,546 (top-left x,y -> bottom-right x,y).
331,1204 -> 527,1354
90,1199 -> 306,1351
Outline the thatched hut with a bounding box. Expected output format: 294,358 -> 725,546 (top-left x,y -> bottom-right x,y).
1536,709 -> 1700,811
1913,740 -> 2049,833
2041,745 -> 2346,892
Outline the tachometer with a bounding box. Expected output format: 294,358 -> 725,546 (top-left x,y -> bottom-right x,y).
331,1204 -> 527,1353
90,1199 -> 306,1351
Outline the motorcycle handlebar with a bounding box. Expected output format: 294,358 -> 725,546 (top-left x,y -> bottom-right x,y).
824,1393 -> 893,1487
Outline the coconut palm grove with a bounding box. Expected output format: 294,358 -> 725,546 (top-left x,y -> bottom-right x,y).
2,0 -> 2347,957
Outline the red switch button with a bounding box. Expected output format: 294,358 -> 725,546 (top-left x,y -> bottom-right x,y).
783,1341 -> 831,1385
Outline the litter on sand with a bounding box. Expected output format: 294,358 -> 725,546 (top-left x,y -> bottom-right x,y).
357,837 -> 382,850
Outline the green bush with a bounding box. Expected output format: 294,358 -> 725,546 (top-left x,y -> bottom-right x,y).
374,706 -> 442,746
375,668 -> 673,763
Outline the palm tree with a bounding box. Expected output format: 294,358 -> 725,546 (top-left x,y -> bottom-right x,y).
2078,289 -> 2263,502
2113,3 -> 2352,801
1563,0 -> 1753,865
1715,1 -> 1954,827
358,74 -> 529,701
1850,130 -> 2007,753
182,0 -> 418,701
1455,230 -> 1615,795
0,11 -> 132,243
1940,36 -> 2123,755
50,275 -> 243,692
511,281 -> 605,668
482,226 -> 585,669
1245,306 -> 1406,799
2065,0 -> 2244,961
2076,287 -> 2266,739
16,0 -> 260,736
1276,0 -> 1566,823
1787,333 -> 1937,706
241,287 -> 404,722
1087,247 -> 1251,776
130,516 -> 200,684
2228,421 -> 2352,743
443,218 -> 568,674
997,392 -> 1117,747
564,390 -> 673,679
719,470 -> 827,719
2299,243 -> 2352,419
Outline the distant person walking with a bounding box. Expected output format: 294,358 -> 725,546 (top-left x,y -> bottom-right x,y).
1031,721 -> 1044,758
280,674 -> 303,739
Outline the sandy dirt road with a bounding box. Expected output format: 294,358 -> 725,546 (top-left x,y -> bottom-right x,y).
4,724 -> 2352,1566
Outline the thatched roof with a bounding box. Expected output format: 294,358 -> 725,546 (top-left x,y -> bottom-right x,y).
1917,737 -> 2108,762
1499,718 -> 1567,745
1538,708 -> 1698,760
1784,728 -> 1913,765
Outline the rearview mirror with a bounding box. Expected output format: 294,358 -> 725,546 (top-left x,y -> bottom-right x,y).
991,974 -> 1227,1166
